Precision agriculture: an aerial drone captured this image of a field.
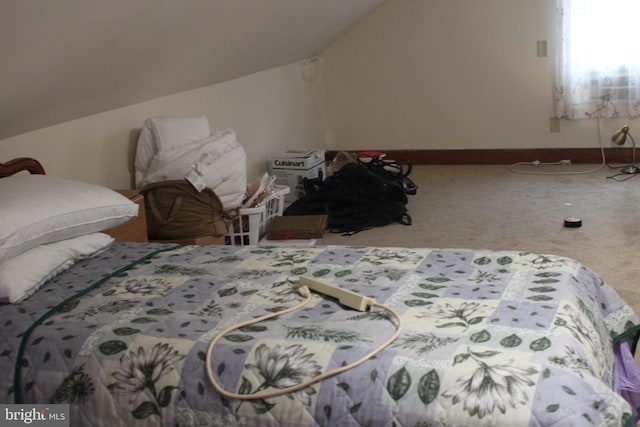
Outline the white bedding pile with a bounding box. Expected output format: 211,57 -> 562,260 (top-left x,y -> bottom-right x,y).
135,116 -> 247,210
0,174 -> 138,303
0,233 -> 114,303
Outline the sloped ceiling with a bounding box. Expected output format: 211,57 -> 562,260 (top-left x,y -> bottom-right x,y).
0,0 -> 384,140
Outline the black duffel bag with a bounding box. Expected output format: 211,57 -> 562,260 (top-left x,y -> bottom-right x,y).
358,155 -> 418,195
284,162 -> 411,234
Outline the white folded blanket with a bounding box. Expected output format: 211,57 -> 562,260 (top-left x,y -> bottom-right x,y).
138,128 -> 247,211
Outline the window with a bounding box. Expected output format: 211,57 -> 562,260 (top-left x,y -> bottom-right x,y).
555,0 -> 640,119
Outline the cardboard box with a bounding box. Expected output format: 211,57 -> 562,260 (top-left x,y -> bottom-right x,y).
266,214 -> 328,240
268,150 -> 326,204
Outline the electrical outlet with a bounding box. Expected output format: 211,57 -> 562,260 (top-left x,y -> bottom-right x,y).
537,40 -> 548,57
549,117 -> 561,133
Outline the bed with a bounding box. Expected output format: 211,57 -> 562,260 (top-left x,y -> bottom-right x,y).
1,158 -> 639,426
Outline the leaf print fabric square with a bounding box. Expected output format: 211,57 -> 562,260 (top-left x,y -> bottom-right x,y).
105,275 -> 188,298
382,361 -> 442,423
101,338 -> 187,422
359,247 -> 429,268
415,249 -> 475,277
308,246 -> 369,265
488,300 -> 558,330
511,252 -> 581,275
531,364 -> 624,426
240,247 -> 323,269
442,278 -> 508,300
439,345 -> 539,424
234,340 -> 330,417
403,298 -> 499,334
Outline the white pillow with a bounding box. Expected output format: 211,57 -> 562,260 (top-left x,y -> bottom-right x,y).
134,115 -> 210,186
150,115 -> 210,151
0,233 -> 114,304
0,174 -> 138,264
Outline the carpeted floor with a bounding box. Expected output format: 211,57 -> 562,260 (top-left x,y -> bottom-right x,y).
321,163 -> 640,323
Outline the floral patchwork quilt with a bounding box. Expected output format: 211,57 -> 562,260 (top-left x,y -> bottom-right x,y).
1,243 -> 639,426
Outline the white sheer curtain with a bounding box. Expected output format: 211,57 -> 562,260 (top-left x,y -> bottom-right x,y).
555,0 -> 640,119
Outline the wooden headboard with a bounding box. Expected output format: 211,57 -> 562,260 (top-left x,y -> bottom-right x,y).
0,158 -> 46,177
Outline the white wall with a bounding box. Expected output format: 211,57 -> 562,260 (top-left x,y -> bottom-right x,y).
320,0 -> 638,152
0,60 -> 325,188
4,0 -> 638,186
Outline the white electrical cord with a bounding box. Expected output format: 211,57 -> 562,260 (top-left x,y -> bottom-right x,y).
205,285 -> 402,401
508,118 -> 606,175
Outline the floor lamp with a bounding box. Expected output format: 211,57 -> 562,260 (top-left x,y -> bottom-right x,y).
611,125 -> 640,174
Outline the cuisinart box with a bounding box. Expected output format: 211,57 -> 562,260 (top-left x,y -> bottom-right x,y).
268,150 -> 326,204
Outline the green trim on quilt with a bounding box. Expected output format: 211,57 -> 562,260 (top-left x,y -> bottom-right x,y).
623,412 -> 638,427
611,326 -> 640,427
13,244 -> 180,404
613,324 -> 640,349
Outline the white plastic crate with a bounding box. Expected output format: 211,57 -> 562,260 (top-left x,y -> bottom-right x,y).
224,185 -> 290,245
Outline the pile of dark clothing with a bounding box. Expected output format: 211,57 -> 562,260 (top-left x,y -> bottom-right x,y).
284,156 -> 416,234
